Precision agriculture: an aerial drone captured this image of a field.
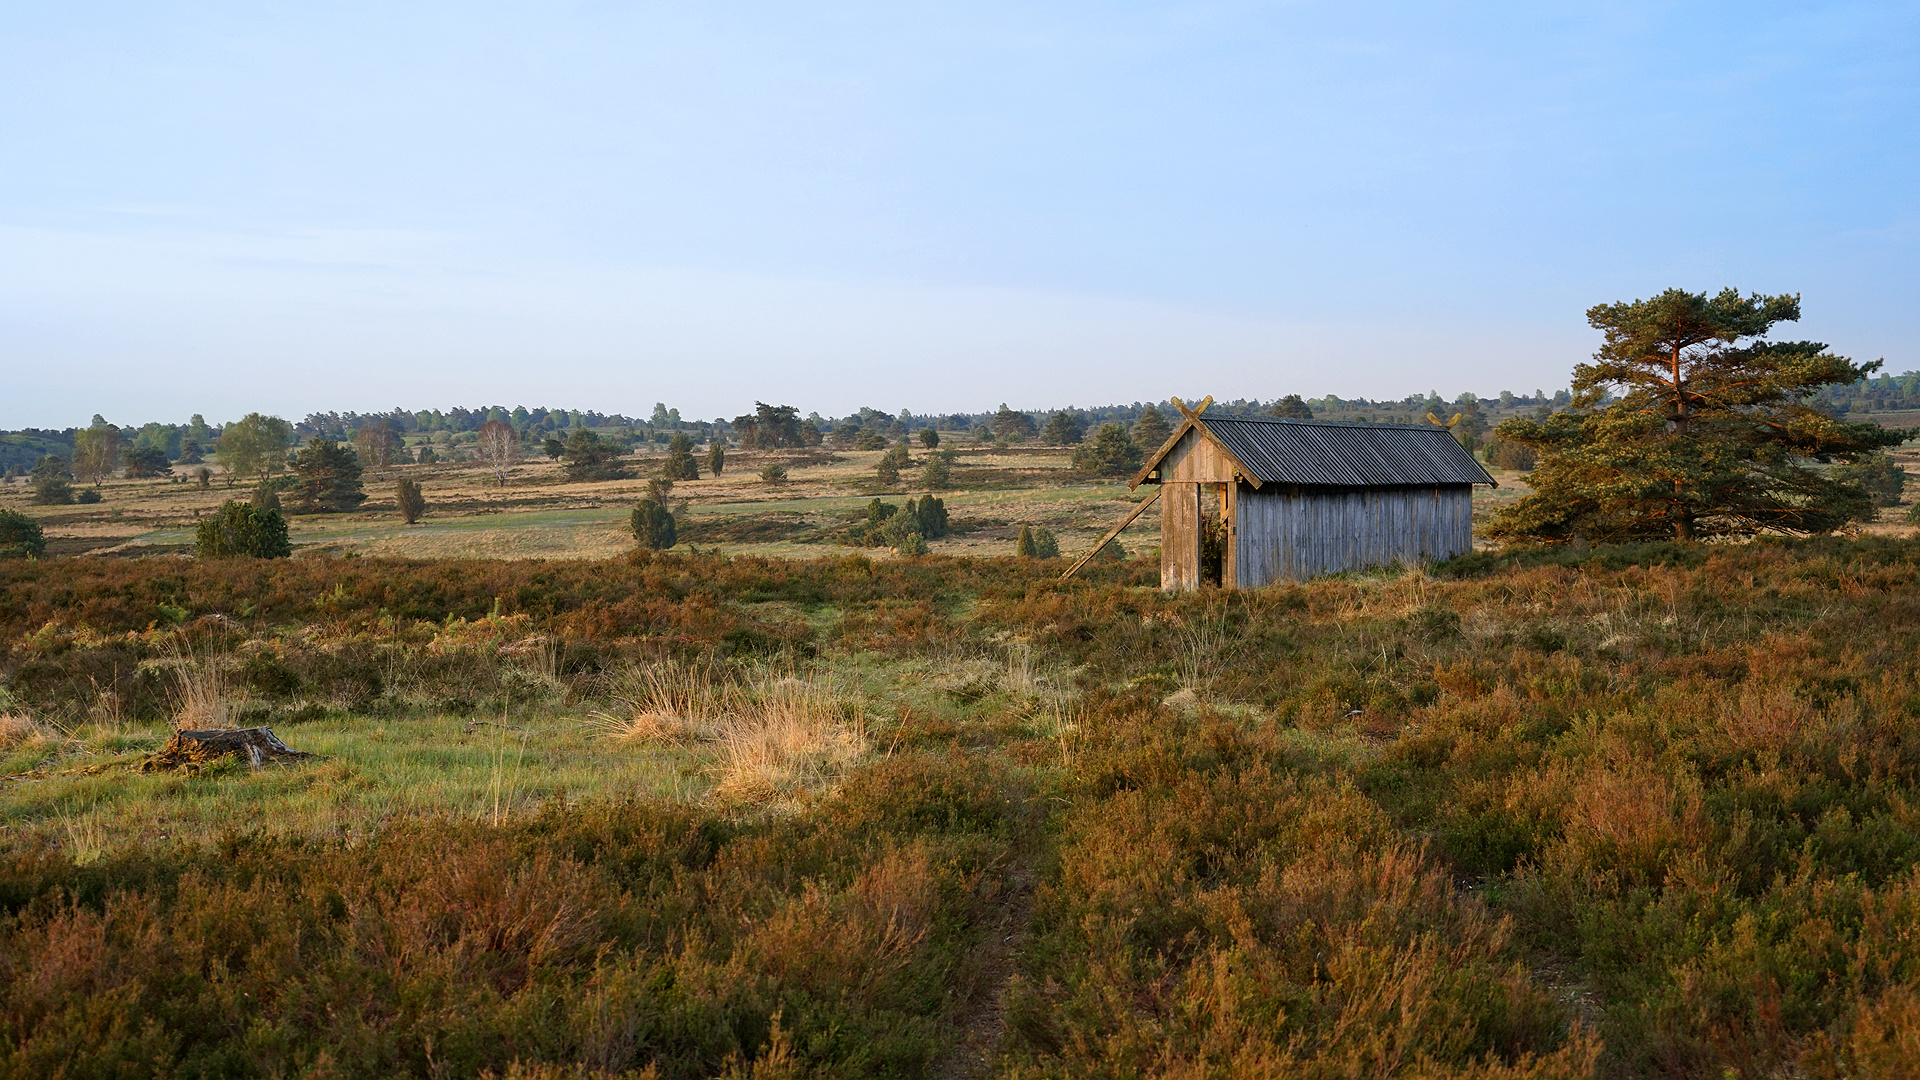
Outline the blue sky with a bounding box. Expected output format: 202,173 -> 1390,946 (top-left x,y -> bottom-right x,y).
3,1 -> 1915,428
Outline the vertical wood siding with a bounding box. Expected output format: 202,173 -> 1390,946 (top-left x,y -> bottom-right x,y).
1219,484 -> 1474,588
1160,482 -> 1202,590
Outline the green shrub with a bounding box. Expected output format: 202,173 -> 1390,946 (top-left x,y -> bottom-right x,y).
630,498 -> 677,550
905,495 -> 949,538
194,500 -> 292,558
0,509 -> 45,558
74,487 -> 102,504
31,476 -> 73,505
920,453 -> 952,489
1015,525 -> 1058,558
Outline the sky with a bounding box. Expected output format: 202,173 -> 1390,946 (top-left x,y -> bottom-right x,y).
2,1 -> 1916,429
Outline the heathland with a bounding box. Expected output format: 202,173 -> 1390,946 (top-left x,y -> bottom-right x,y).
5,433 -> 1920,1078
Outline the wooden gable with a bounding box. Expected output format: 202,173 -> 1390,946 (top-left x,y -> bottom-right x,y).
1154,426 -> 1239,484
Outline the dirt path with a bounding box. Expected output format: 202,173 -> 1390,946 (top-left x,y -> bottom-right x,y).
935,789 -> 1045,1080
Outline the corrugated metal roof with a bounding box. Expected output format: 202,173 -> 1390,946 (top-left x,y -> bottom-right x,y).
1185,417 -> 1495,487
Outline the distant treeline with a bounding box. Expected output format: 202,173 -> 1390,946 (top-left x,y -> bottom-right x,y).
1,390 -> 1586,473
57,376 -> 1920,475
1809,370 -> 1920,415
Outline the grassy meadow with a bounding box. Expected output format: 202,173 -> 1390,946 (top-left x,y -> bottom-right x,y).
3,437 -> 1586,563
6,441 -> 1920,1078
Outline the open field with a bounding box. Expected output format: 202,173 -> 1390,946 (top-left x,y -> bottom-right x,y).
6,437 -> 1920,1078
9,436 -> 1917,565
0,441 -> 1563,563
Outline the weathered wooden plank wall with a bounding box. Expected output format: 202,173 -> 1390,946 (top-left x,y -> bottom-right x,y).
1220,484 -> 1473,587
1160,482 -> 1202,590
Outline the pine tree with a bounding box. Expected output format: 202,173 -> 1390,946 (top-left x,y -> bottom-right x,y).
1072,424 -> 1142,477
1132,405 -> 1172,449
992,403 -> 1037,441
123,446 -> 172,478
1271,394 -> 1314,419
31,477 -> 74,505
707,441 -> 726,475
288,439 -> 366,513
560,430 -> 633,482
664,433 -> 700,480
1831,452 -> 1909,508
1042,410 -> 1084,445
1487,288 -> 1903,542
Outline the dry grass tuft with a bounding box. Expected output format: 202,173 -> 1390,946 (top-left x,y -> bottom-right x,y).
0,713 -> 41,747
596,662 -> 872,809
165,640 -> 248,731
595,660 -> 728,743
711,671 -> 870,807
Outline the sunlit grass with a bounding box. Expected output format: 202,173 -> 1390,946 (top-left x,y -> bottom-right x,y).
0,709 -> 702,855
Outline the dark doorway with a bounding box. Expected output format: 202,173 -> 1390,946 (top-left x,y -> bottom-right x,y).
1199,484 -> 1226,587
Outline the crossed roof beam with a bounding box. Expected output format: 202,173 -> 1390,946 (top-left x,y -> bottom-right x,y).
1128,394 -> 1264,492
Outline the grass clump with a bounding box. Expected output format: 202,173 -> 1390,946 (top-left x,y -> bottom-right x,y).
598,661 -> 872,810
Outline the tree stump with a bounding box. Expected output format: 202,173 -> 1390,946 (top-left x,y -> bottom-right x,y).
143,727 -> 311,773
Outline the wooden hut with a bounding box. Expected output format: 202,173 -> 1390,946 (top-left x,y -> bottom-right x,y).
1069,398 -> 1496,589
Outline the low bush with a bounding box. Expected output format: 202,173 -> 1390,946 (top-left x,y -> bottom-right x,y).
0,510 -> 44,559
194,500 -> 292,559
630,498 -> 676,550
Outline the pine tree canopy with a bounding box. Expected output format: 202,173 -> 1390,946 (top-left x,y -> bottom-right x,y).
289,439 -> 367,513
1486,288 -> 1906,543
1132,405 -> 1171,449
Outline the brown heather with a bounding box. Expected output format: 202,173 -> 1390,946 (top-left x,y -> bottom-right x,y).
6,537 -> 1920,1075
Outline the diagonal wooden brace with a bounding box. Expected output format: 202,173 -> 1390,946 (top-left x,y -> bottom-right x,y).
1059,488 -> 1162,582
